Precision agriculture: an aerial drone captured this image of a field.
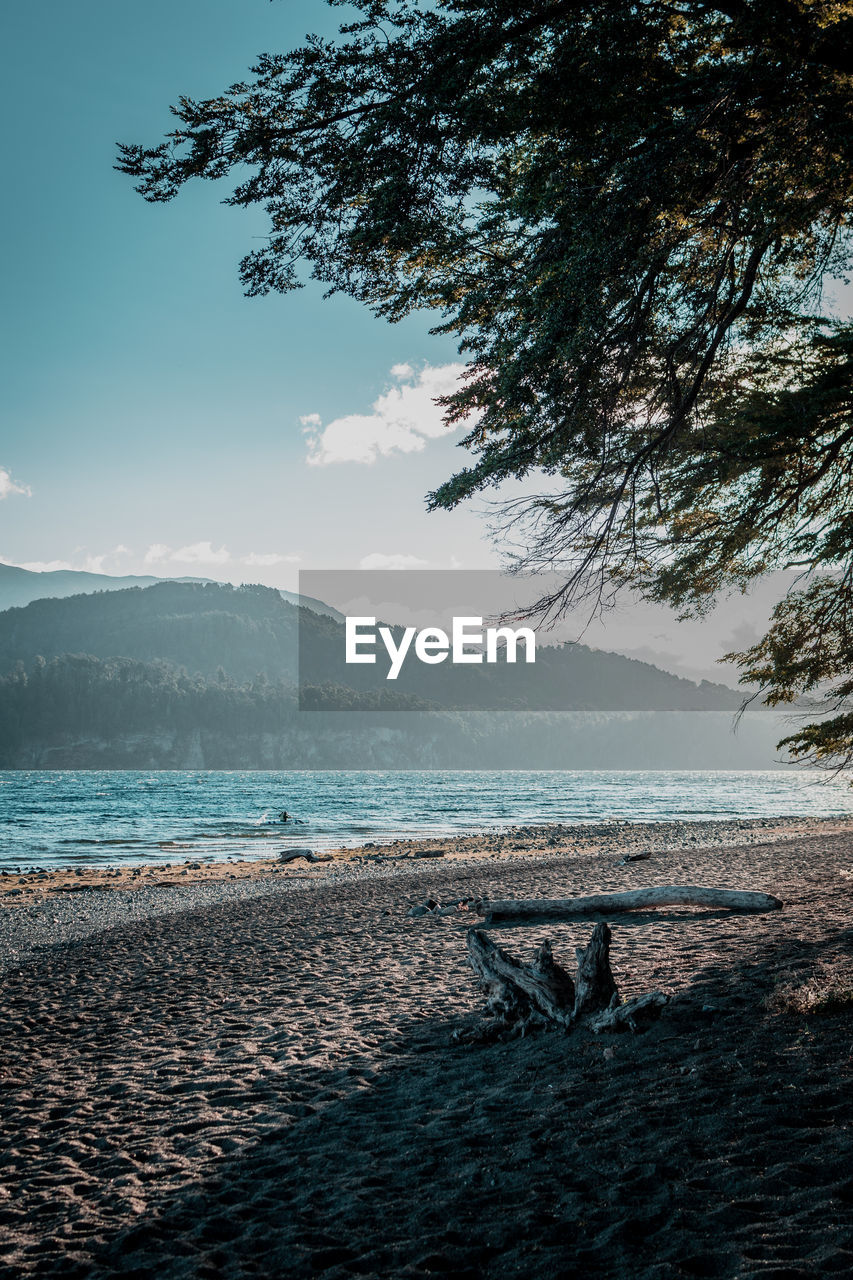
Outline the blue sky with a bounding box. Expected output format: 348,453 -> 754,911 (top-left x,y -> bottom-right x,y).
0,0 -> 500,588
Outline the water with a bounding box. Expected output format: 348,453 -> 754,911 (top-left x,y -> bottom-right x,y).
1,769 -> 853,870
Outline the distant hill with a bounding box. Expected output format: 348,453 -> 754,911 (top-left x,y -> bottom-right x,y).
0,562 -> 341,622
0,579 -> 741,711
0,581 -> 792,768
0,562 -> 206,612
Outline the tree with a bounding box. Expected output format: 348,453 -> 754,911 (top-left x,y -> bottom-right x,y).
118,0 -> 853,765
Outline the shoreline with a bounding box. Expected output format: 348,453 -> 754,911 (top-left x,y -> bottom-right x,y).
3,813 -> 852,906
2,815 -> 852,978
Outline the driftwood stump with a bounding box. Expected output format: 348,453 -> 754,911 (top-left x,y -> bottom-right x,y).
573,922 -> 619,1019
464,921 -> 667,1038
466,932 -> 576,1029
423,884 -> 783,1039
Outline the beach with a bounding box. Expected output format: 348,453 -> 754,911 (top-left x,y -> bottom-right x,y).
2,816 -> 853,1277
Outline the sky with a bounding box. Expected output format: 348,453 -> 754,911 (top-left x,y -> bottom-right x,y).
3,1 -> 848,691
0,0 -> 501,590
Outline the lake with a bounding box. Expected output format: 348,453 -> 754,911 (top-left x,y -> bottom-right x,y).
2,769 -> 853,869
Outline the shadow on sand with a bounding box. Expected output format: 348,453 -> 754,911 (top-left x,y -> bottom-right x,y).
48,925 -> 853,1280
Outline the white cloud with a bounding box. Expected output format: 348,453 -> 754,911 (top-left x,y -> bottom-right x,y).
145,541 -> 230,566
304,362 -> 476,466
144,543 -> 172,565
0,467 -> 32,500
359,552 -> 430,570
17,559 -> 73,573
144,542 -> 299,569
175,541 -> 232,565
243,551 -> 301,567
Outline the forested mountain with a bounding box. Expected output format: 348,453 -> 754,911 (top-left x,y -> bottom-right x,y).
0,580 -> 781,769
0,581 -> 303,683
0,653 -> 783,771
0,580 -> 741,711
0,562 -> 339,620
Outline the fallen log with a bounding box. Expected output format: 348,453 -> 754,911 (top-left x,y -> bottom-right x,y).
479,884 -> 782,925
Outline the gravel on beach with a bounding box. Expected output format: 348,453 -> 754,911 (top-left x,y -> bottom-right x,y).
1,815 -> 845,975
2,816 -> 853,1278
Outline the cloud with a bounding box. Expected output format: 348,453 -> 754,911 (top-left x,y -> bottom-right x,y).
144,542 -> 299,569
0,467 -> 32,500
243,551 -> 301,567
145,541 -> 230,566
359,552 -> 430,570
16,560 -> 73,573
143,543 -> 171,565
303,362 -> 476,466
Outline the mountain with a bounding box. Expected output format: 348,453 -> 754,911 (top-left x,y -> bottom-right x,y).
541,570 -> 813,686
0,580 -> 741,710
0,561 -> 806,688
0,562 -> 207,612
0,562 -> 340,622
0,580 -> 790,769
0,581 -> 300,684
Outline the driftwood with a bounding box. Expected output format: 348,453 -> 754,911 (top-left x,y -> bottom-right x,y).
588,990 -> 669,1034
479,884 -> 783,925
278,848 -> 333,865
467,931 -> 576,1028
429,883 -> 784,1038
464,922 -> 668,1037
573,922 -> 619,1018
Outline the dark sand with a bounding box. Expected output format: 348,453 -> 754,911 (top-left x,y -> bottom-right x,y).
2,821 -> 853,1277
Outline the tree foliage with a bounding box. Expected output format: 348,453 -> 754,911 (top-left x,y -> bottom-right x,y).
118,0 -> 853,764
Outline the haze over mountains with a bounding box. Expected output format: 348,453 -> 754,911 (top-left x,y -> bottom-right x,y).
0,562 -> 340,622
0,577 -> 790,769
0,561 -> 799,686
0,562 -> 211,612
0,580 -> 740,710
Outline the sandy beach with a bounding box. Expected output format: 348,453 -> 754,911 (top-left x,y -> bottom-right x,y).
2,817 -> 853,1277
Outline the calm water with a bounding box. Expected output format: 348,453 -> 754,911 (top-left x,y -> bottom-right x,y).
2,770 -> 853,870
